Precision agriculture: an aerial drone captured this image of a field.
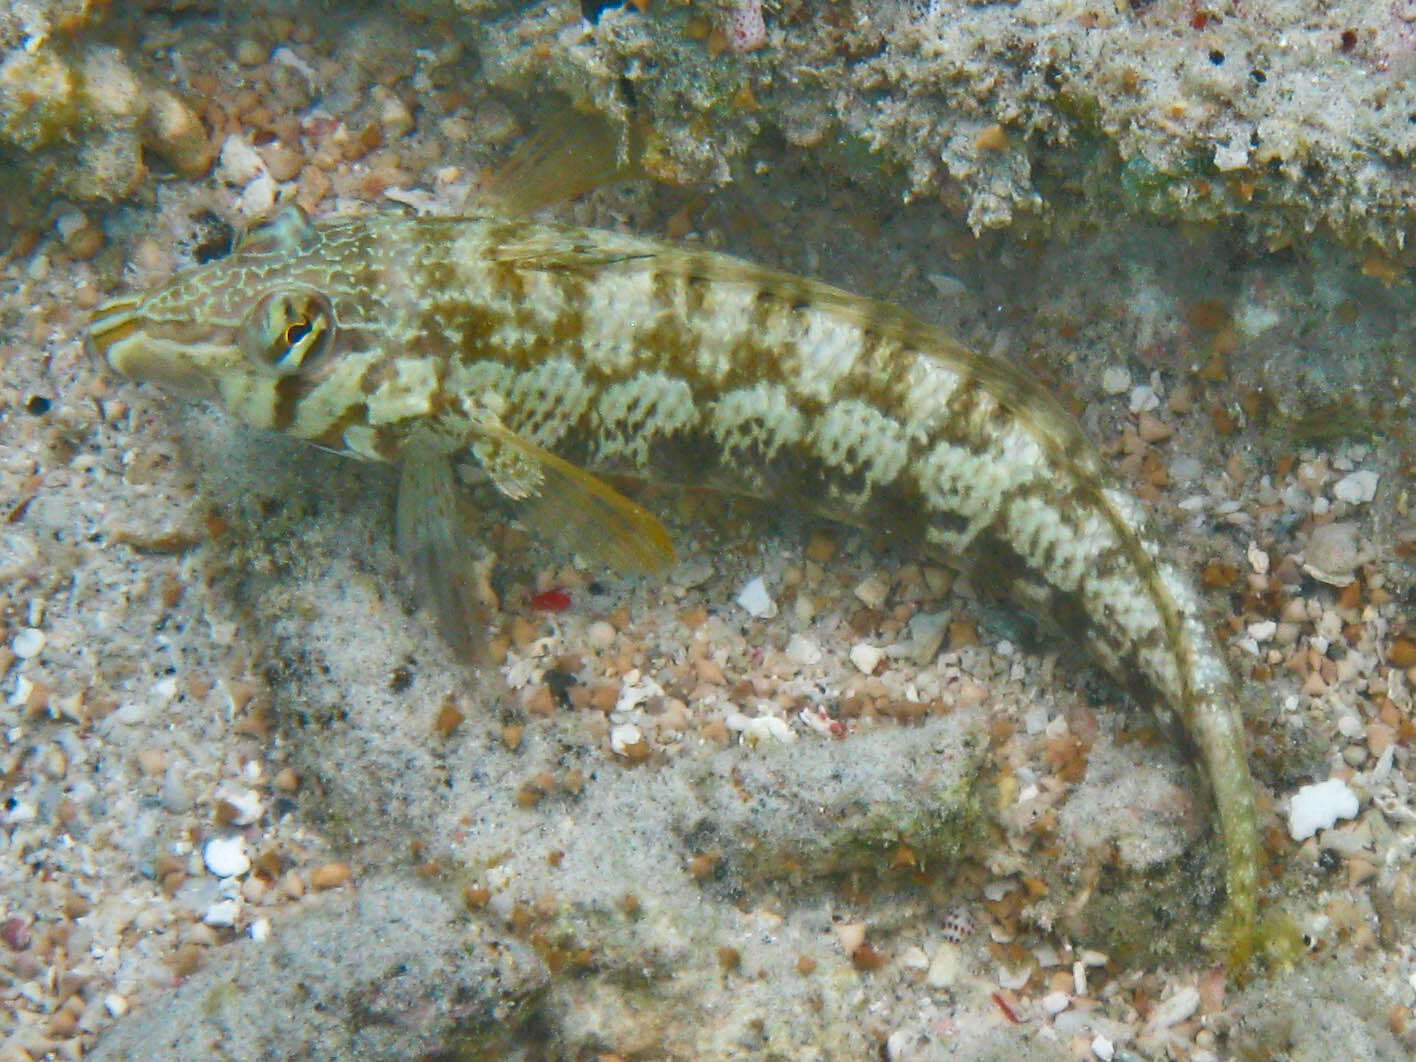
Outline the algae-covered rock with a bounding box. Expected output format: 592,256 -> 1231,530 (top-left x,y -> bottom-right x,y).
1224,963 -> 1410,1062
0,41 -> 212,210
86,877 -> 549,1062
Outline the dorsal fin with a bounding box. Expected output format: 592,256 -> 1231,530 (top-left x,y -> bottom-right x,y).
236,204 -> 317,255
475,106 -> 645,218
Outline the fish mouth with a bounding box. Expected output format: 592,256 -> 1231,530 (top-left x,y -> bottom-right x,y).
87,297 -> 219,398
85,297 -> 144,368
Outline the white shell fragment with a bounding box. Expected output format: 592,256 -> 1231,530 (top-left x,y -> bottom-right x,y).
609,723 -> 644,756
849,643 -> 884,674
1101,365 -> 1130,395
216,788 -> 264,826
203,899 -> 241,927
1332,470 -> 1378,505
215,134 -> 265,185
784,633 -> 823,665
1246,540 -> 1270,575
1246,620 -> 1277,643
735,575 -> 777,618
1287,778 -> 1360,841
11,627 -> 45,658
725,711 -> 796,746
926,943 -> 961,988
203,835 -> 251,878
1145,985 -> 1199,1031
1302,521 -> 1360,586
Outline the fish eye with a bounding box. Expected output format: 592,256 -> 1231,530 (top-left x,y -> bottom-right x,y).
241,289 -> 335,376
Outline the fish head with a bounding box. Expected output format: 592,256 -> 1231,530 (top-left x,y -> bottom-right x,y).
87,205 -> 362,433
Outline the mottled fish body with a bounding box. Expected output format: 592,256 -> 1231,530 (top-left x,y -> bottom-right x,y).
89,206 -> 1260,966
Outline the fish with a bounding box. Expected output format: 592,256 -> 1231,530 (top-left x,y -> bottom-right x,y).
87,185 -> 1261,970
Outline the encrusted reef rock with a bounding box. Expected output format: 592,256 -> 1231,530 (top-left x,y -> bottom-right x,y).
463,0 -> 1416,257
7,0 -> 1415,259
0,40 -> 211,211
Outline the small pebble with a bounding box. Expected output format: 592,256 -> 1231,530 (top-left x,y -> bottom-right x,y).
905,611 -> 949,665
898,945 -> 929,970
853,576 -> 889,610
64,225 -> 105,260
203,899 -> 240,927
104,993 -> 128,1018
1247,620 -> 1276,642
380,95 -> 415,139
1041,990 -> 1070,1015
1348,858 -> 1378,887
725,712 -> 795,746
1072,959 -> 1088,995
1147,985 -> 1199,1030
250,917 -> 271,943
145,89 -> 213,178
217,788 -> 263,826
309,863 -> 353,890
203,836 -> 251,878
850,643 -> 884,674
217,134 -> 267,186
49,1009 -> 78,1037
1137,410 -> 1172,441
834,921 -> 867,953
586,620 -> 616,649
975,123 -> 1008,151
279,870 -> 305,899
11,627 -> 45,659
1128,384 -> 1160,414
1247,541 -> 1270,575
1101,365 -> 1131,395
926,943 -> 961,988
234,39 -> 268,65
238,173 -> 278,216
2,916 -> 31,951
1092,1035 -> 1115,1061
259,146 -> 304,182
805,532 -> 837,562
784,633 -> 823,665
610,723 -> 643,756
1303,522 -> 1360,586
735,576 -> 776,618
1333,469 -> 1378,505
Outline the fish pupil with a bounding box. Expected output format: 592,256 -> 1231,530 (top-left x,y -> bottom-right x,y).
284,320 -> 311,347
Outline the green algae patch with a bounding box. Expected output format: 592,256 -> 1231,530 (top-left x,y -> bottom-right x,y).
675,713 -> 990,889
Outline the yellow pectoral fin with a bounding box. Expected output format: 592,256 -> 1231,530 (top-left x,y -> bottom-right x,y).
471,421 -> 675,576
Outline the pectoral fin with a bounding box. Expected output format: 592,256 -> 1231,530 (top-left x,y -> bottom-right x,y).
396,430 -> 496,665
469,418 -> 675,576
